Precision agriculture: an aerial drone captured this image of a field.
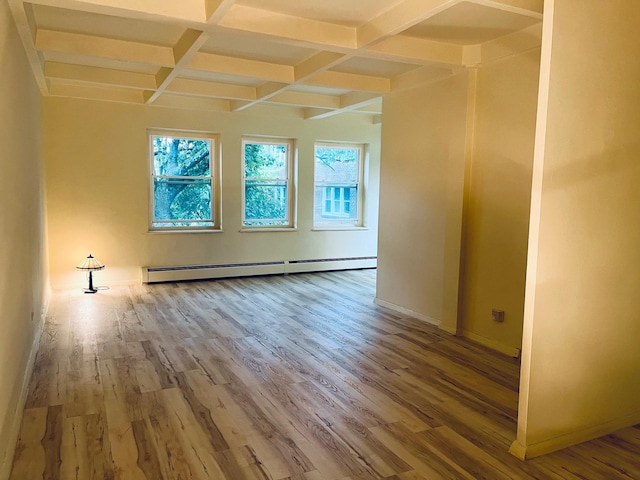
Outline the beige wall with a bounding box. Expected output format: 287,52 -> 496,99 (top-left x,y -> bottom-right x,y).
461,49 -> 540,355
0,2 -> 48,477
514,0 -> 640,458
44,97 -> 380,289
376,73 -> 469,332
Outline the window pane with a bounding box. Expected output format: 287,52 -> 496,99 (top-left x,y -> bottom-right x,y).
154,178 -> 212,221
315,185 -> 358,226
244,143 -> 288,179
153,137 -> 211,176
315,146 -> 359,183
244,181 -> 288,223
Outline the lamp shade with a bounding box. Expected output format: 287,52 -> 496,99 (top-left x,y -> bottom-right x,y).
76,254 -> 105,271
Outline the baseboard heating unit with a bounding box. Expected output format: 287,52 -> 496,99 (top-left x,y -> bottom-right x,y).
141,256 -> 377,283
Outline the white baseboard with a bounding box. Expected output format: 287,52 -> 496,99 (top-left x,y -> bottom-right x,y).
509,408 -> 640,459
0,287 -> 49,479
373,298 -> 440,327
462,330 -> 521,358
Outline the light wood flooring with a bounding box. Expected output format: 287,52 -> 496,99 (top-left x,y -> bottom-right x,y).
9,269 -> 640,479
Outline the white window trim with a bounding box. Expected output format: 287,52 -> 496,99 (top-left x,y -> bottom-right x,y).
148,129 -> 221,232
313,142 -> 366,229
242,136 -> 296,229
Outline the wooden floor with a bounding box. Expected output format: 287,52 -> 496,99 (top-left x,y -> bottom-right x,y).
9,269 -> 640,479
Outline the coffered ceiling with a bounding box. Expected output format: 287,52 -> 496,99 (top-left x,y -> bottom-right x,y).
9,0 -> 543,121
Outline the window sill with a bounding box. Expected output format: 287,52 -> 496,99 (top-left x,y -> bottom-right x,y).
240,227 -> 298,233
312,226 -> 368,232
148,228 -> 223,234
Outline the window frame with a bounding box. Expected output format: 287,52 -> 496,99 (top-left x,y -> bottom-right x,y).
241,136 -> 296,230
148,129 -> 221,232
313,142 -> 366,229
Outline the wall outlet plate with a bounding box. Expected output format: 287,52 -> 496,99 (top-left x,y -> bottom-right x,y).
492,309 -> 505,323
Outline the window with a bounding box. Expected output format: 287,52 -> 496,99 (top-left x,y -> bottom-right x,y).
242,137 -> 295,228
149,130 -> 220,230
314,143 -> 365,228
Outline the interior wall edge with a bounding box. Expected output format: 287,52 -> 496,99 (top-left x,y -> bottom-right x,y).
373,298 -> 440,328
0,288 -> 49,480
509,408 -> 640,460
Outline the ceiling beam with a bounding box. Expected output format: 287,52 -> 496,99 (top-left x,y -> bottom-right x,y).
7,0 -> 48,93
152,93 -> 231,112
44,61 -> 157,89
217,4 -> 356,49
304,91 -> 381,120
35,29 -> 175,66
145,28 -> 210,104
478,22 -> 543,64
267,91 -> 341,110
165,77 -> 256,100
188,52 -> 294,83
49,80 -> 145,104
470,0 -> 543,18
22,0 -> 206,23
305,71 -> 391,94
205,0 -> 236,24
357,0 -> 458,48
391,65 -> 458,92
294,51 -> 347,82
365,35 -> 464,66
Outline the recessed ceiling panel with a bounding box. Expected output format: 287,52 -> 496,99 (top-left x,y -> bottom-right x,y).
402,1 -> 541,45
237,0 -> 405,27
331,57 -> 421,79
202,31 -> 316,65
32,3 -> 185,46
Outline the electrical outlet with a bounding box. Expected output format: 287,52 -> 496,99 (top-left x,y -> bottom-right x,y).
492,309 -> 505,323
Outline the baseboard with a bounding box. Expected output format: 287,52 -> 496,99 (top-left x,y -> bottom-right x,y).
373,298 -> 440,327
0,286 -> 49,479
509,408 -> 640,460
462,330 -> 521,358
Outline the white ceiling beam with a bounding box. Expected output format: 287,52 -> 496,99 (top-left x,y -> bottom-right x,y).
205,0 -> 236,24
231,81 -> 290,111
305,71 -> 391,94
7,0 -> 48,93
152,93 -> 231,112
166,78 -> 256,100
365,35 -> 464,66
22,0 -> 206,23
49,80 -> 145,104
217,4 -> 356,49
188,53 -> 294,83
267,91 -> 341,110
391,65 -> 459,92
478,22 -> 543,64
44,61 -> 157,89
145,28 -> 210,104
35,29 -> 175,66
469,0 -> 543,18
294,51 -> 347,82
304,91 -> 381,120
357,0 -> 458,48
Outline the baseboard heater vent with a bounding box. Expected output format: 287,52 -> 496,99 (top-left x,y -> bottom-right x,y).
142,256 -> 376,283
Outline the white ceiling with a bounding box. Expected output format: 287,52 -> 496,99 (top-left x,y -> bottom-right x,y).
9,0 -> 543,121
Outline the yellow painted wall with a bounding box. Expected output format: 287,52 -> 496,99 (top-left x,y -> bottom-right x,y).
376,73 -> 469,332
514,0 -> 640,458
44,97 -> 380,289
0,2 -> 48,476
461,49 -> 540,355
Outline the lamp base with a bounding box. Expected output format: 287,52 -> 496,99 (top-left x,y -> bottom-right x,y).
84,288 -> 98,294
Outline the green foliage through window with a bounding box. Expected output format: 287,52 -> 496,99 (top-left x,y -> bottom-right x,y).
243,141 -> 292,226
151,135 -> 215,228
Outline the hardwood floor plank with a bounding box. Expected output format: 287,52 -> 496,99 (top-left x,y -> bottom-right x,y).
9,269 -> 640,480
